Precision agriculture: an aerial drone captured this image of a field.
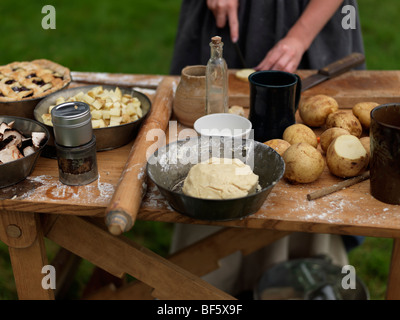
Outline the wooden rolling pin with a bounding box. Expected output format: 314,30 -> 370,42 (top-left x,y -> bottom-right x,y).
71,71 -> 163,89
105,77 -> 176,235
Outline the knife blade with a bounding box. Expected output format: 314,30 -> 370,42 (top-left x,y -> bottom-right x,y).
301,52 -> 365,92
233,41 -> 247,69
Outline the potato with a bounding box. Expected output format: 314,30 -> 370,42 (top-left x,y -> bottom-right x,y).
352,102 -> 379,130
42,86 -> 143,128
235,68 -> 255,82
359,136 -> 371,163
282,124 -> 318,148
228,105 -> 245,117
326,135 -> 369,178
264,139 -> 291,156
319,127 -> 350,153
283,143 -> 325,184
325,111 -> 363,137
299,94 -> 339,127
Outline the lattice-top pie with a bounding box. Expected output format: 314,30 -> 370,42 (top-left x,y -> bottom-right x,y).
0,59 -> 71,102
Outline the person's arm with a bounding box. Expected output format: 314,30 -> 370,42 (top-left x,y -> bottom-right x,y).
207,0 -> 239,43
256,0 -> 344,72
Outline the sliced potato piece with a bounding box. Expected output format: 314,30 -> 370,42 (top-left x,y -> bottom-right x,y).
326,134 -> 369,178
91,109 -> 102,120
92,119 -> 106,129
43,86 -> 143,128
235,68 -> 255,82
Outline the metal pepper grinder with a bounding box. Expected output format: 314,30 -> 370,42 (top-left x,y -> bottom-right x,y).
51,101 -> 98,186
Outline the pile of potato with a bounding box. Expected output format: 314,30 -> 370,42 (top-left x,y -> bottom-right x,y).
264,94 -> 378,184
42,86 -> 143,129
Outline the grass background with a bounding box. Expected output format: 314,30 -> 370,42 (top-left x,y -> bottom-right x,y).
0,0 -> 399,300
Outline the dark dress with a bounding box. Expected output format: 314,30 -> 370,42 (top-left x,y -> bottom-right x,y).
170,0 -> 365,75
169,0 -> 366,262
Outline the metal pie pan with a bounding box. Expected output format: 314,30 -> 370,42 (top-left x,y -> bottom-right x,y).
33,85 -> 151,156
146,136 -> 285,221
0,116 -> 49,188
0,60 -> 71,120
0,80 -> 71,120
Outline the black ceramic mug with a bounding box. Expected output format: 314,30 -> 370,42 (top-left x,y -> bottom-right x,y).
248,70 -> 301,142
370,103 -> 400,205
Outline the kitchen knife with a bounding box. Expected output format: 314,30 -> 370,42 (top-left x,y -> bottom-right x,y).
301,52 -> 365,92
233,41 -> 247,68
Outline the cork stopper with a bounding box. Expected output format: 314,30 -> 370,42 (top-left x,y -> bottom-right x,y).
211,36 -> 222,44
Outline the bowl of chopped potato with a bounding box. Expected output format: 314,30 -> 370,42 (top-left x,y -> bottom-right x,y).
34,85 -> 151,157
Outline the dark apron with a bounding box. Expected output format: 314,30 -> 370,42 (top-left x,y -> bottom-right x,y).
170,0 -> 365,75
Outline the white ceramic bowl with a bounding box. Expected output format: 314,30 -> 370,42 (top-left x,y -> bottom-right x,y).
194,113 -> 252,139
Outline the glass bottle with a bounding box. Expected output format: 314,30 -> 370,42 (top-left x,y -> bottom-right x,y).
206,36 -> 228,114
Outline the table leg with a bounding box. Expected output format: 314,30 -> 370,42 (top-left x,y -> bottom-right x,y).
84,227 -> 291,300
386,238 -> 400,300
45,215 -> 234,300
0,211 -> 54,300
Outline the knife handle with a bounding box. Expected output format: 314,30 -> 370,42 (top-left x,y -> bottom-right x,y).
319,52 -> 365,78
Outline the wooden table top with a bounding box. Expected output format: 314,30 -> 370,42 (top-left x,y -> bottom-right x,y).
1,70 -> 400,239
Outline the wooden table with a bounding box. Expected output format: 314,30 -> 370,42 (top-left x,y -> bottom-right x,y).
1,70 -> 400,300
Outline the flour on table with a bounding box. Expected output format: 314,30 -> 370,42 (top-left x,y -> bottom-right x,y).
19,174 -> 115,204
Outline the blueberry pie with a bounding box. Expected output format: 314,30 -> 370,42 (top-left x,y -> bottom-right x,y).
0,59 -> 71,101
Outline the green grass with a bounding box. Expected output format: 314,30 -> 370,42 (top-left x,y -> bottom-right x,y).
0,0 -> 180,74
348,237 -> 393,300
0,0 -> 399,300
358,0 -> 400,69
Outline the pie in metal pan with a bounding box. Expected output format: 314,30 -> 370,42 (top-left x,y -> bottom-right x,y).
0,59 -> 71,102
0,59 -> 71,119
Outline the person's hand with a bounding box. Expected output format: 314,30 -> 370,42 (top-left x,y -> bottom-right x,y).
255,36 -> 306,73
207,0 -> 239,42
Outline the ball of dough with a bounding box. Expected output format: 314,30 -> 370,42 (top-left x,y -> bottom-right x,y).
182,157 -> 259,199
282,123 -> 318,148
283,143 -> 325,184
299,94 -> 339,127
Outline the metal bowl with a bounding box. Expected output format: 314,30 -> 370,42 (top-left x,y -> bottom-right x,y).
0,81 -> 71,120
146,136 -> 285,221
33,85 -> 151,156
0,60 -> 71,120
254,258 -> 370,300
0,116 -> 49,188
